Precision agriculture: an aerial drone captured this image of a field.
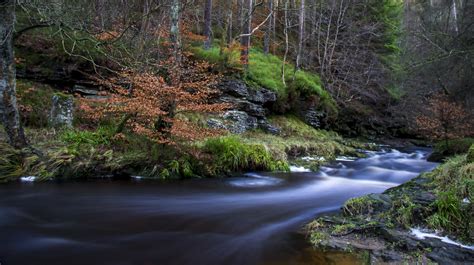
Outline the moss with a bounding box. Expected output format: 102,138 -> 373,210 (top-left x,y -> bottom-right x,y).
332,223 -> 356,235
310,231 -> 329,246
343,196 -> 378,216
237,116 -> 359,165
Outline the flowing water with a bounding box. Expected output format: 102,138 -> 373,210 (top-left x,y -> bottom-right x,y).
0,148 -> 438,265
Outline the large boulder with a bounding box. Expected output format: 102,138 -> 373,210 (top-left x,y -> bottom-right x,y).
49,93 -> 74,128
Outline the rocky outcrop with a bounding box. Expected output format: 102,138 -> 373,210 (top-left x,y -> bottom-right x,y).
302,110 -> 325,129
209,79 -> 280,134
307,174 -> 474,264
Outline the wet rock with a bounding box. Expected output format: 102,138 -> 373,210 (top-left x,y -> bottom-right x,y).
49,93 -> 74,128
425,239 -> 474,264
372,249 -> 404,262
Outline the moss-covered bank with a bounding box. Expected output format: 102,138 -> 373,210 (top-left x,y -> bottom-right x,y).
306,147 -> 474,264
1,81 -> 368,183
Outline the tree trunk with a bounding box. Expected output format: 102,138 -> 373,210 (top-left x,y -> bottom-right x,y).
281,0 -> 289,86
240,0 -> 253,68
137,0 -> 151,56
295,0 -> 305,70
263,0 -> 273,54
0,0 -> 28,149
203,0 -> 213,49
226,5 -> 233,47
170,0 -> 181,64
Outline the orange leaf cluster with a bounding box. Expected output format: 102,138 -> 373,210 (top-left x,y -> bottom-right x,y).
416,93 -> 472,141
80,58 -> 231,143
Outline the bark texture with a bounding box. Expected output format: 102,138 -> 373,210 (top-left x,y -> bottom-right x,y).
0,0 -> 28,148
203,0 -> 212,49
240,0 -> 252,67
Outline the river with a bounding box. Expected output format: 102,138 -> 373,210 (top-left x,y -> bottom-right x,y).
0,148 -> 438,265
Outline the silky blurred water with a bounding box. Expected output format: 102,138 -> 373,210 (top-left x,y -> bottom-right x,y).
0,148 -> 437,265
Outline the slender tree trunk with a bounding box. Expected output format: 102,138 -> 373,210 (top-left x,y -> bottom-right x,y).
263,0 -> 273,54
0,0 -> 28,149
281,0 -> 289,86
451,0 -> 459,33
137,0 -> 151,56
170,0 -> 181,65
203,0 -> 213,49
240,0 -> 253,68
295,0 -> 305,70
226,5 -> 233,47
272,0 -> 279,54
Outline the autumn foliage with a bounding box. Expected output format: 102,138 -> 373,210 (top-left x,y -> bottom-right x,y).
79,58 -> 230,143
416,94 -> 472,145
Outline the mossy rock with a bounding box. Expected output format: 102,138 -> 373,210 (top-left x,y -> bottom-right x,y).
342,194 -> 391,217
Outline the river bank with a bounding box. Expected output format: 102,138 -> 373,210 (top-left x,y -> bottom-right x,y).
307,146 -> 474,264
